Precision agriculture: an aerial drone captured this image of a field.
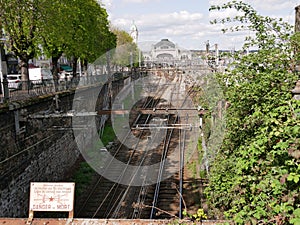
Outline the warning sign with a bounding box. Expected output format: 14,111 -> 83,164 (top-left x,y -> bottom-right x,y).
29,182 -> 75,212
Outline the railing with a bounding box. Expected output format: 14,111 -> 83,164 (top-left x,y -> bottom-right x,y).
0,75 -> 108,103
0,70 -> 146,104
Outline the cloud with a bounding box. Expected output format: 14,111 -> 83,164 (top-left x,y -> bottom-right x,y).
209,0 -> 297,15
243,0 -> 296,12
208,7 -> 244,20
111,10 -> 204,31
209,0 -> 296,10
208,0 -> 296,36
109,0 -> 298,50
110,10 -> 209,49
98,0 -> 113,9
122,0 -> 159,3
110,9 -> 250,50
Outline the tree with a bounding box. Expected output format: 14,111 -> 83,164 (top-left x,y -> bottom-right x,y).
0,0 -> 40,88
1,0 -> 116,87
37,0 -> 116,80
62,0 -> 116,77
112,28 -> 134,46
111,27 -> 139,69
37,0 -> 73,85
205,1 -> 300,224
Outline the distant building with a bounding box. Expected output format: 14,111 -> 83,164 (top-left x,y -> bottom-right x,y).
142,38 -> 192,67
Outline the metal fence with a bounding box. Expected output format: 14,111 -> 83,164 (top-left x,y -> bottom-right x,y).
0,75 -> 106,103
0,70 -> 144,104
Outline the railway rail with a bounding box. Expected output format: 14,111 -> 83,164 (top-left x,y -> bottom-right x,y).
75,71 -> 203,220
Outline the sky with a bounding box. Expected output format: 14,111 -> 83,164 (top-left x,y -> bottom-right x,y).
100,0 -> 300,51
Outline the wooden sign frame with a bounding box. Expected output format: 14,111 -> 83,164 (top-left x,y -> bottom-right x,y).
27,182 -> 75,224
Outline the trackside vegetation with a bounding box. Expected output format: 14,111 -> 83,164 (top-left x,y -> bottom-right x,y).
205,1 -> 300,224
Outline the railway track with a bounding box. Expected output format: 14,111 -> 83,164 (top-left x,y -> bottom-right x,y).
75,76 -> 165,218
75,71 -> 202,219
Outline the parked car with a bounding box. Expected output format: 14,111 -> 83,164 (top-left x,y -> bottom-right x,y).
7,74 -> 22,90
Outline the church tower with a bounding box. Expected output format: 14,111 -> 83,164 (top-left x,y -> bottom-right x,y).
130,21 -> 138,44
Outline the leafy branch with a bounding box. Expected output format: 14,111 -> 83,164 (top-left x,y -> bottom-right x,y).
206,1 -> 300,224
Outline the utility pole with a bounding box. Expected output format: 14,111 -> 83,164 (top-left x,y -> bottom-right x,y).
292,5 -> 300,100
215,43 -> 219,66
295,5 -> 300,32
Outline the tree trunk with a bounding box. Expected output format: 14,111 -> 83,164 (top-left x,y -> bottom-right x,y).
52,55 -> 60,89
20,58 -> 30,91
84,60 -> 88,75
72,57 -> 78,78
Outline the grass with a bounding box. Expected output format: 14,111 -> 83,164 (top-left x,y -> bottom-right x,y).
187,161 -> 197,179
71,122 -> 116,196
101,123 -> 116,146
71,161 -> 94,196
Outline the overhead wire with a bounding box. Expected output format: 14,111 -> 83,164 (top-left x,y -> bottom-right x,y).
84,74 -> 164,218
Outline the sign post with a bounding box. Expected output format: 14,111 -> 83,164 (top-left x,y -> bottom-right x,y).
27,182 -> 75,224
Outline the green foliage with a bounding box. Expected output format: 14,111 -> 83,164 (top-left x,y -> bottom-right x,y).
42,0 -> 115,63
112,28 -> 134,46
61,0 -> 116,62
71,122 -> 116,196
206,1 -> 300,224
183,208 -> 208,221
0,0 -> 116,78
101,123 -> 116,146
71,162 -> 94,195
193,74 -> 226,178
290,209 -> 300,225
0,0 -> 40,81
0,0 -> 39,60
111,27 -> 140,68
187,161 -> 197,178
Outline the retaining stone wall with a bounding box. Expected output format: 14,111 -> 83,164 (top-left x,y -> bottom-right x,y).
0,79 -> 125,217
0,130 -> 80,217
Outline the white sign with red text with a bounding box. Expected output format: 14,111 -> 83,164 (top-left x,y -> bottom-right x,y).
29,182 -> 75,212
